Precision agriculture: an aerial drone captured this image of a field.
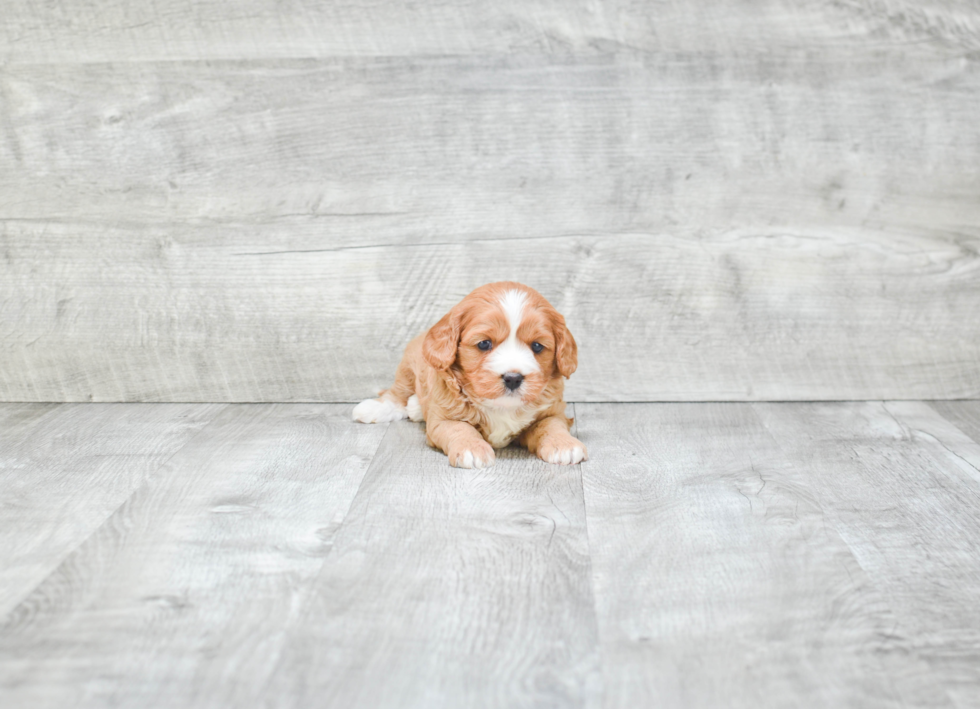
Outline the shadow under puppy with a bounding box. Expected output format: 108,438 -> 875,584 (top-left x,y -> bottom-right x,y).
353,281 -> 587,468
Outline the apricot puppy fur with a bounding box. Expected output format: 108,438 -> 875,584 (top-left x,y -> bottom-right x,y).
353,281 -> 587,468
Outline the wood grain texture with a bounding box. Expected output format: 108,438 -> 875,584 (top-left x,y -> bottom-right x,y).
266,409 -> 601,709
929,400 -> 980,446
0,402 -> 59,435
2,222 -> 977,402
2,0 -> 978,62
2,7 -> 979,403
2,402 -> 980,707
0,404 -> 387,709
887,401 -> 980,488
755,402 -> 980,709
577,402 -> 952,708
0,402 -> 223,617
3,53 -> 978,230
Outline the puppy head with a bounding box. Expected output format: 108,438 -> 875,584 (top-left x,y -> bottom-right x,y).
422,282 -> 577,408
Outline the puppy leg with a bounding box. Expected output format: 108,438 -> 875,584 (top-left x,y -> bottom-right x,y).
426,419 -> 495,469
352,355 -> 416,424
520,415 -> 588,465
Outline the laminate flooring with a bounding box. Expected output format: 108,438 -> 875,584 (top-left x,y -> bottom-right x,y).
1,402 -> 979,708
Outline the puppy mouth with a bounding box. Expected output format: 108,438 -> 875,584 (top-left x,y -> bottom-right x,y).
486,388 -> 525,408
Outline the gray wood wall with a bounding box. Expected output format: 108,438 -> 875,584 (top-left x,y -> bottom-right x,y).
2,1 -> 978,402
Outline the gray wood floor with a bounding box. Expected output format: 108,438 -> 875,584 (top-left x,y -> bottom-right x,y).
2,401 -> 979,708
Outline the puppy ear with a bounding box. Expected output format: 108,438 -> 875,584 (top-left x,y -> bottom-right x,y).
423,306 -> 462,370
553,312 -> 578,378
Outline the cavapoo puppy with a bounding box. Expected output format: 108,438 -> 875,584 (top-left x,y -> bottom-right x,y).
353,281 -> 587,468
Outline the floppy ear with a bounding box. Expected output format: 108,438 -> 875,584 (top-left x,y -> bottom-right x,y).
552,312 -> 578,378
423,306 -> 462,370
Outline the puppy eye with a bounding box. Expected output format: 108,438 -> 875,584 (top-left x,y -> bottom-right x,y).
477,340 -> 493,351
531,342 -> 544,354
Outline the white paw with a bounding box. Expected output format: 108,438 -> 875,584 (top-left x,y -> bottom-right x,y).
451,443 -> 496,469
352,398 -> 408,424
540,438 -> 588,465
547,446 -> 586,465
406,394 -> 424,422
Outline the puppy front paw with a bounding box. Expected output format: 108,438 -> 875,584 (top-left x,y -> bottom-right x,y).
449,440 -> 496,469
538,435 -> 588,465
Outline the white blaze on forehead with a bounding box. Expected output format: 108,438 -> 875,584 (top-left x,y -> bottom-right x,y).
487,289 -> 540,376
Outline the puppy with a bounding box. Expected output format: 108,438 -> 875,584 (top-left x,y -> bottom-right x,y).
353,281 -> 587,468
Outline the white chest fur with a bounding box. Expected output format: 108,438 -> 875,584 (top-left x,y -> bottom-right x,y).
479,404 -> 541,448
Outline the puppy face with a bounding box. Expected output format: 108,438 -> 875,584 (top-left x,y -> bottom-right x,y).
423,283 -> 577,408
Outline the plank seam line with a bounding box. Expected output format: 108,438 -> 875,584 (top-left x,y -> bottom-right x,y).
570,402 -> 609,707
884,403 -> 980,484
0,403 -> 231,625
253,417 -> 395,699
230,231 -> 602,256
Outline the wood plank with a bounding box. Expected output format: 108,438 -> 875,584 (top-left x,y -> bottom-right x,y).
929,401 -> 980,446
2,223 -> 977,402
3,1 -> 978,62
3,401 -> 979,706
0,402 -> 223,617
264,409 -> 601,708
0,402 -> 60,434
0,404 -> 388,708
754,401 -> 980,709
886,401 -> 980,489
2,53 -> 977,231
578,402 -> 952,708
2,48 -> 978,402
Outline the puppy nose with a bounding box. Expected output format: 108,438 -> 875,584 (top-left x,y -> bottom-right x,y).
502,372 -> 524,391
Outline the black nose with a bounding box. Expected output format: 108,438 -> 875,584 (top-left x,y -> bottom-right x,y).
502,372 -> 524,391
